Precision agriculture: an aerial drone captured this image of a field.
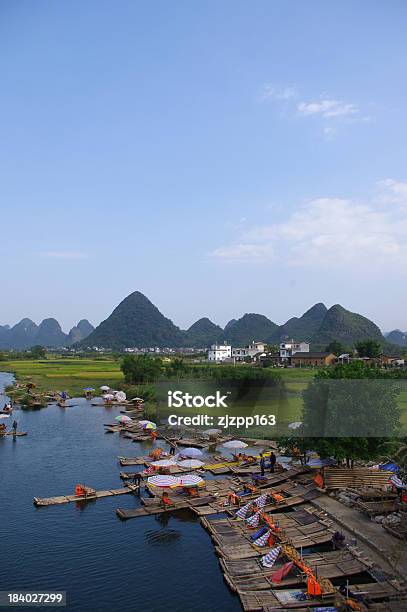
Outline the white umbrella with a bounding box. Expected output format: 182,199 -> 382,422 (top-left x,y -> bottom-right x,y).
222,440 -> 248,449
131,397 -> 144,402
104,394 -> 115,401
115,391 -> 127,402
179,474 -> 205,487
178,447 -> 203,458
288,421 -> 303,429
203,428 -> 222,436
177,459 -> 204,469
150,459 -> 176,467
100,385 -> 110,391
147,475 -> 181,488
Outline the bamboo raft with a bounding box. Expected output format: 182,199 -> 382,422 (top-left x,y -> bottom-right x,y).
116,494 -> 218,519
203,510 -> 336,559
34,484 -> 137,506
172,438 -> 209,449
223,550 -> 367,591
118,456 -> 148,466
382,517 -> 407,540
4,431 -> 28,437
237,585 -> 336,611
356,499 -> 399,516
323,467 -> 393,490
350,487 -> 398,501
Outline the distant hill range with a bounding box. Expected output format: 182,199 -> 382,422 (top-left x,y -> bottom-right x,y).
1,290 -> 405,353
76,291 -> 404,353
385,329 -> 407,347
0,318 -> 94,350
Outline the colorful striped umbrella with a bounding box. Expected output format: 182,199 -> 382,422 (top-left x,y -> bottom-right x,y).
261,546 -> 281,568
246,510 -> 261,528
179,474 -> 205,487
390,475 -> 406,488
147,475 -> 181,488
115,415 -> 132,423
253,494 -> 268,509
139,420 -> 157,430
176,459 -> 204,469
235,501 -> 252,519
253,529 -> 272,547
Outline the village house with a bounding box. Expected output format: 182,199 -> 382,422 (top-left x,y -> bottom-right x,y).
232,341 -> 266,362
207,342 -> 232,362
208,340 -> 266,362
279,339 -> 310,362
291,351 -> 337,367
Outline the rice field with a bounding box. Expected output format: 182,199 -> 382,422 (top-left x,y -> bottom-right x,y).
0,357 -> 123,396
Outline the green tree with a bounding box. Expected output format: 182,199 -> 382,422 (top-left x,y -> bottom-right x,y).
29,345 -> 46,359
355,339 -> 382,358
121,354 -> 163,384
299,362 -> 400,465
165,357 -> 190,380
325,340 -> 344,355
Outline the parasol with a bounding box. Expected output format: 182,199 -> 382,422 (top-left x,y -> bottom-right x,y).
147,475 -> 181,488
176,459 -> 204,469
222,440 -> 248,449
138,420 -> 157,430
178,447 -> 203,458
115,415 -> 132,423
150,459 -> 176,467
288,421 -> 303,429
179,474 -> 205,487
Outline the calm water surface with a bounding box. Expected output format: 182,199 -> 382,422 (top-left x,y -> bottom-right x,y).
0,373 -> 240,612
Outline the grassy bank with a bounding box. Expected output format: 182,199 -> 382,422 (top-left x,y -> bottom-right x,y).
1,357 -> 405,431
0,357 -> 123,397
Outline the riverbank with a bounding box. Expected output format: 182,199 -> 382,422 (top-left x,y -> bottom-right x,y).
0,356 -> 123,396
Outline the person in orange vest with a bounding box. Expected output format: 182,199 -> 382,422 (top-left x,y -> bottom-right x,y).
161,491 -> 173,508
307,576 -> 322,596
227,492 -> 240,506
150,430 -> 157,441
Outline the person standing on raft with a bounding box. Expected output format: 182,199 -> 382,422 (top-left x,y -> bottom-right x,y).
12,420 -> 18,435
259,453 -> 265,476
269,451 -> 276,473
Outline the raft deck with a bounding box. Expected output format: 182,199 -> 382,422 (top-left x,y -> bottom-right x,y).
34,484 -> 137,506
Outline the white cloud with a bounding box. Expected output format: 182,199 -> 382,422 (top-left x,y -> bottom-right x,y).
210,243 -> 274,262
377,179 -> 407,205
39,251 -> 88,260
297,99 -> 359,118
259,84 -> 297,102
210,181 -> 407,271
257,83 -> 365,134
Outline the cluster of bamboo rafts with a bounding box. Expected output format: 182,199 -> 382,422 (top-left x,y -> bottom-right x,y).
114,461 -> 407,610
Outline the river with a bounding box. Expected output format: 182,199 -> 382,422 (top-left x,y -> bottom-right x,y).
0,372 -> 240,611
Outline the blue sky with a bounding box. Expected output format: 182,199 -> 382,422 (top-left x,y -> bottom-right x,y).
1,1 -> 406,332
